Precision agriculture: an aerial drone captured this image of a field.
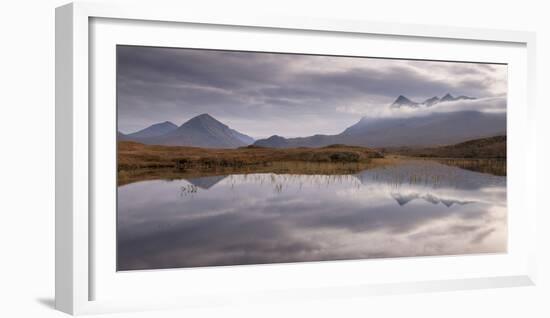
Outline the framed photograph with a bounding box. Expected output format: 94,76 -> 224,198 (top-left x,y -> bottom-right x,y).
56,2 -> 538,315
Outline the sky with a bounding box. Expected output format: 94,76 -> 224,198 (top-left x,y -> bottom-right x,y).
117,45 -> 507,138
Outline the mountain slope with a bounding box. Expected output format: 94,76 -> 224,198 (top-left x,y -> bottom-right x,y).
392,135 -> 506,158
253,111 -> 506,148
339,111 -> 505,147
422,96 -> 440,106
228,128 -> 255,145
126,121 -> 178,139
138,114 -> 254,148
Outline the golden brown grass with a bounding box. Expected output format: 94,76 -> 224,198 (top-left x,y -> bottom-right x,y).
118,141 -> 384,170
386,135 -> 506,159
432,158 -> 506,176
117,141 -> 505,186
117,141 -> 395,186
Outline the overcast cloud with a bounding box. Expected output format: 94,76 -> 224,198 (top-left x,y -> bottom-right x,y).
117,46 -> 507,138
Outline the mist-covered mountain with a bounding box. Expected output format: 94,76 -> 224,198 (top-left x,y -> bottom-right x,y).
391,93 -> 476,109
423,96 -> 440,107
120,94 -> 503,149
119,114 -> 255,148
254,111 -> 506,148
391,95 -> 419,108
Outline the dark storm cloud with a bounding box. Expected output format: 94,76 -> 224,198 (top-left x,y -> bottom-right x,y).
117,46 -> 290,90
117,46 -> 507,137
291,65 -> 494,100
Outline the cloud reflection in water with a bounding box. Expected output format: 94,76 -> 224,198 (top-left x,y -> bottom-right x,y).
117,161 -> 506,270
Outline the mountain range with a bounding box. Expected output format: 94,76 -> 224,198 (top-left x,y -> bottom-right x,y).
119,114 -> 255,148
390,93 -> 476,108
120,94 -> 505,149
254,111 -> 505,148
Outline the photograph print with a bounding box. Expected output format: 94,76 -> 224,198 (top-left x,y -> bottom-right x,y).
117,45 -> 507,271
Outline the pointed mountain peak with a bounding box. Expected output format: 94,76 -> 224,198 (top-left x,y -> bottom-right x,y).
195,113 -> 215,120
395,95 -> 412,103
391,95 -> 419,108
189,113 -> 215,121
184,113 -> 224,127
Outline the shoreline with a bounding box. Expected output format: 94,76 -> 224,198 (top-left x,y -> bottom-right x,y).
117,141 -> 506,186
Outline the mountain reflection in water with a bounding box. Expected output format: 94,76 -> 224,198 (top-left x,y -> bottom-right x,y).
117,160 -> 507,270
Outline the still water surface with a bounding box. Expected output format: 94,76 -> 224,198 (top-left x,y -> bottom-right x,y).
117,160 -> 506,270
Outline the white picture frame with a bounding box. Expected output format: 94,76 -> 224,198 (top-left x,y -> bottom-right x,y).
55,1 -> 538,315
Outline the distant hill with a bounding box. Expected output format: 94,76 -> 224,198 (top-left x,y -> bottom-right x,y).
126,121 -> 177,139
390,135 -> 506,158
254,111 -> 506,148
121,114 -> 255,148
254,135 -> 292,148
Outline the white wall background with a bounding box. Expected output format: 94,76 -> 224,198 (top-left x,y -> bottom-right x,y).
0,0 -> 547,317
